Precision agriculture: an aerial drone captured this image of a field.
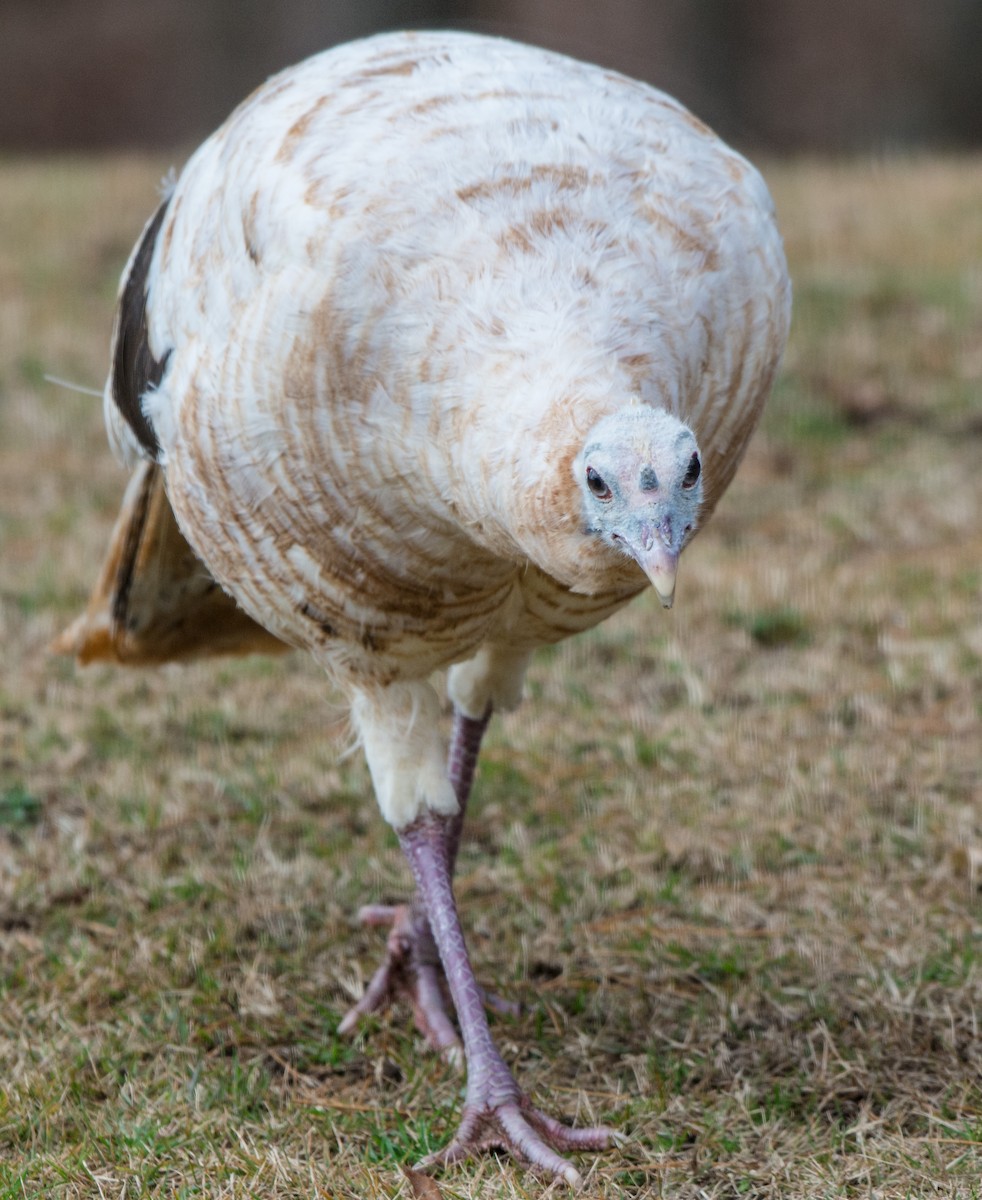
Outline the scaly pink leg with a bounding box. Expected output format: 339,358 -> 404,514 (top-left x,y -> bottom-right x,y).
400,810 -> 615,1185
339,708 -> 516,1055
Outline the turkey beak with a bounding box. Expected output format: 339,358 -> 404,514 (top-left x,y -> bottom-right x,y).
629,520 -> 679,609
636,544 -> 678,608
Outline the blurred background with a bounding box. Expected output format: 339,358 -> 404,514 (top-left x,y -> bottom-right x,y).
4,0 -> 982,155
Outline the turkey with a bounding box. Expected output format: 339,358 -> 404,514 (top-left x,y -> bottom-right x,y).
57,30 -> 790,1186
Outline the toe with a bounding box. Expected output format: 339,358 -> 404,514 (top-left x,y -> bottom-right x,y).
355,903 -> 404,926
498,1103 -> 585,1182
338,955 -> 398,1034
525,1104 -> 616,1152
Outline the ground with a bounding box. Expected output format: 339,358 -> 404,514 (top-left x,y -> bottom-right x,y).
0,156 -> 980,1198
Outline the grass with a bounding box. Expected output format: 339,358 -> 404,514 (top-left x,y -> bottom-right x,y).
1,151 -> 981,1196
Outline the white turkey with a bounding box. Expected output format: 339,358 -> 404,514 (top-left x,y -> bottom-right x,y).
57,30 -> 790,1186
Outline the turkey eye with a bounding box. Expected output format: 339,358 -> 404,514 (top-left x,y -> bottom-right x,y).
682,452 -> 701,489
586,466 -> 612,500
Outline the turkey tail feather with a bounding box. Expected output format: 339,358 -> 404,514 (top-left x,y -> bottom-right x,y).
52,462 -> 289,665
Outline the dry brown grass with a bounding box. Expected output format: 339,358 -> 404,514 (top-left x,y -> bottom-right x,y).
1,153 -> 980,1197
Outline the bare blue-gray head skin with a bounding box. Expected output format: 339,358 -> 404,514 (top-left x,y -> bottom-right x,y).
574,405 -> 703,608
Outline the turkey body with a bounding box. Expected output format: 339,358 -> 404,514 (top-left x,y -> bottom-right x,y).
117,30 -> 787,695
86,29 -> 790,1185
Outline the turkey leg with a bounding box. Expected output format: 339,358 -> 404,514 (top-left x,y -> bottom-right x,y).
399,809 -> 614,1184
339,707 -> 516,1056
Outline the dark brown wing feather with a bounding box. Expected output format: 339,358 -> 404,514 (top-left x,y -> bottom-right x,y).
110,197 -> 172,460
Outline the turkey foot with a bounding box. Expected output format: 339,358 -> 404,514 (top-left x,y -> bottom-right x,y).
338,901 -> 521,1059
338,900 -> 460,1058
418,1079 -> 616,1187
